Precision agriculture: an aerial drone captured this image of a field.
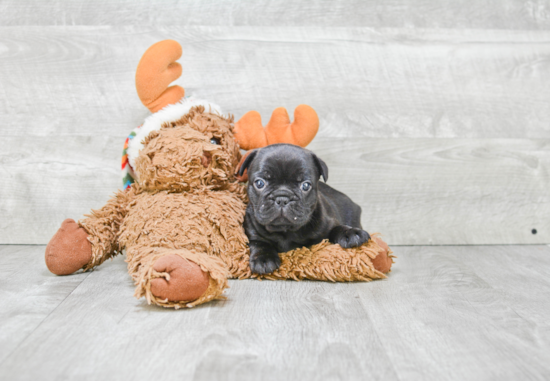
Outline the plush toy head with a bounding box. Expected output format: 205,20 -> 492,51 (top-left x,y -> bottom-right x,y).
134,107 -> 240,192
123,39 -> 320,188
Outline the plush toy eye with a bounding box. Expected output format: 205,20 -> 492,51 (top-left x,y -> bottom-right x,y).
301,181 -> 312,192
210,137 -> 220,145
254,179 -> 266,190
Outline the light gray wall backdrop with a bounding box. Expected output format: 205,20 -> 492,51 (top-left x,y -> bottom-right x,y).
1,1 -> 549,245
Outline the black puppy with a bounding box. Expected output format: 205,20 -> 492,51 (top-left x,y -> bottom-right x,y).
237,144 -> 371,274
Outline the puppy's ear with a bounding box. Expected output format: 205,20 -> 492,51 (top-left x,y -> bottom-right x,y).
312,153 -> 328,182
236,149 -> 259,178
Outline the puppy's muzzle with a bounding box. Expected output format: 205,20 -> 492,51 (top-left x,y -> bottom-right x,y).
274,195 -> 290,207
269,189 -> 297,209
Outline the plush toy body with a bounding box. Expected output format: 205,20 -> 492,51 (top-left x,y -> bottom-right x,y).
45,40 -> 393,309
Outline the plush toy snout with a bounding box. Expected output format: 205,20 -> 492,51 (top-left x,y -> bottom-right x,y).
201,151 -> 212,167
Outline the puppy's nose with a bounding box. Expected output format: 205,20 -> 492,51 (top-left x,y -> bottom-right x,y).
275,196 -> 290,207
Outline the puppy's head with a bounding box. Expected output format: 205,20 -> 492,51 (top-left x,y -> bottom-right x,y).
237,144 -> 328,233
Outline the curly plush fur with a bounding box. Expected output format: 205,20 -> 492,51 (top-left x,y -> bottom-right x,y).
46,106 -> 393,309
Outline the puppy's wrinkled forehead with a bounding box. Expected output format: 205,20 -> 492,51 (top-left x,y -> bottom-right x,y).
252,145 -> 317,182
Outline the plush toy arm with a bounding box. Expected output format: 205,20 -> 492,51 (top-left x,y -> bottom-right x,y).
259,234 -> 394,282
45,188 -> 137,275
78,187 -> 137,270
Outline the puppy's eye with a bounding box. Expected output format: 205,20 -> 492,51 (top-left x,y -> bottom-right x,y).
254,179 -> 266,190
210,137 -> 221,145
301,181 -> 312,192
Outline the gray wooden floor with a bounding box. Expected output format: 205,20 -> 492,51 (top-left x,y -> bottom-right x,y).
1,244 -> 549,380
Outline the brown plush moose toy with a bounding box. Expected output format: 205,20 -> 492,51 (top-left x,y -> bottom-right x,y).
45,40 -> 393,309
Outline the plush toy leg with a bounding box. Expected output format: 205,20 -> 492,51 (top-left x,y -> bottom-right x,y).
127,247 -> 230,309
45,219 -> 93,275
260,233 -> 394,282
370,236 -> 393,274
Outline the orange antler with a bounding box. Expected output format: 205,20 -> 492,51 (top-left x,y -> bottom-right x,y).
135,40 -> 185,113
234,105 -> 319,150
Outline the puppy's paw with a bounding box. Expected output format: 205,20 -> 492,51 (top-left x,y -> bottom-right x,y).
250,249 -> 281,275
330,225 -> 371,249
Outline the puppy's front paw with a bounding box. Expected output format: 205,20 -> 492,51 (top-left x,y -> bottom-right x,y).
330,225 -> 371,249
250,249 -> 281,274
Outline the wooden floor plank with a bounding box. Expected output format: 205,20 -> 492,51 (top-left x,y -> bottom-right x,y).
355,245 -> 550,380
1,245 -> 550,380
1,0 -> 549,30
0,245 -> 90,365
308,138 -> 550,245
3,137 -> 548,245
0,135 -> 124,245
2,27 -> 550,140
465,245 -> 550,324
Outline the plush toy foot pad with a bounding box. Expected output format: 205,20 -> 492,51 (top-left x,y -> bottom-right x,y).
150,255 -> 210,302
45,219 -> 93,275
372,236 -> 393,273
